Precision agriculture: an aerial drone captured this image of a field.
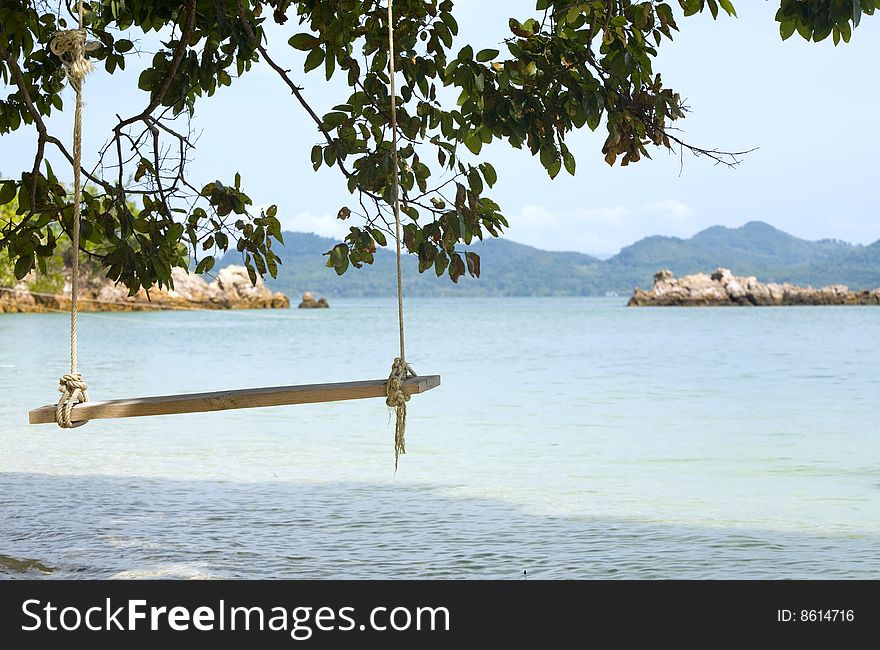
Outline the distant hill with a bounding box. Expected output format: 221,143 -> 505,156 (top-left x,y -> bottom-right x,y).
217,222 -> 880,297
782,239 -> 880,289
601,221 -> 859,292
218,234 -> 604,297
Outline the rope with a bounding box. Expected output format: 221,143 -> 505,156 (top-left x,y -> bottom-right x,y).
386,356 -> 415,471
384,0 -> 416,470
56,373 -> 89,429
50,0 -> 94,428
387,0 -> 406,365
49,30 -> 94,91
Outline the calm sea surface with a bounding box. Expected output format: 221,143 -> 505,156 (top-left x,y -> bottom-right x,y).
1,298 -> 878,578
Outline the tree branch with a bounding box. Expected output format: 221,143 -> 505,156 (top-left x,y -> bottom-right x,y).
114,0 -> 197,133
0,39 -> 51,218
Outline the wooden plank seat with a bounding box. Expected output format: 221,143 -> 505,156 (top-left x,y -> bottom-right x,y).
29,375 -> 441,425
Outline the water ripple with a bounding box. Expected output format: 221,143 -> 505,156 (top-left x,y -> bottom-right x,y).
1,473 -> 878,580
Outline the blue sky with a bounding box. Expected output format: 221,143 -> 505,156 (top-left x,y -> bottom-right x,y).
2,1 -> 878,257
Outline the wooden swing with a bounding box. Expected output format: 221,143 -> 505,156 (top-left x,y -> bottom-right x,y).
28,376 -> 442,425
29,0 -> 438,465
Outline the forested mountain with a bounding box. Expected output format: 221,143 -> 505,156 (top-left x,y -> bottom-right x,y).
217,222 -> 879,297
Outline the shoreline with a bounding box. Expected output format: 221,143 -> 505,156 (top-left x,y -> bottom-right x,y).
0,265 -> 289,313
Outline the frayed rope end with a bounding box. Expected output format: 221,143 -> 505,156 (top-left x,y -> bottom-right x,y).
386,357 -> 415,472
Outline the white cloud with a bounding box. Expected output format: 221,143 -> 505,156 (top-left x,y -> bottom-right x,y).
641,199 -> 695,221
269,199 -> 702,257
512,204 -> 560,228
503,200 -> 697,257
279,211 -> 349,239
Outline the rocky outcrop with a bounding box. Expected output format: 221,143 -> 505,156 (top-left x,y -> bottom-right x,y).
297,291 -> 329,309
0,265 -> 289,313
0,281 -> 38,313
629,268 -> 880,306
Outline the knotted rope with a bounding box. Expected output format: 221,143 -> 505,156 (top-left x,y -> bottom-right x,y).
56,373 -> 89,429
386,357 -> 415,471
385,0 -> 414,470
51,0 -> 94,428
49,29 -> 95,91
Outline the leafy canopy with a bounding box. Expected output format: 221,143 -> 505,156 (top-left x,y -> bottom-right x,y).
0,0 -> 874,291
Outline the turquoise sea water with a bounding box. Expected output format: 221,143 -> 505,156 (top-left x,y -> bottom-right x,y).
1,298 -> 878,579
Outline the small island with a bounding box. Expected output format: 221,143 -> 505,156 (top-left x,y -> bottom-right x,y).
297,291 -> 329,309
629,268 -> 880,306
0,265 -> 289,313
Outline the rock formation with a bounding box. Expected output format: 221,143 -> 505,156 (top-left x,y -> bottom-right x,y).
0,265 -> 289,313
298,291 -> 329,309
628,268 -> 880,306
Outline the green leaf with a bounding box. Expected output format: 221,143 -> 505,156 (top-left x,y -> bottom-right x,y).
467,168 -> 483,194
779,20 -> 796,40
449,253 -> 465,282
195,256 -> 215,274
333,254 -> 349,275
327,243 -> 349,275
252,251 -> 267,276
304,47 -> 325,72
509,18 -> 533,37
137,69 -> 154,91
718,0 -> 737,17
476,48 -> 500,63
322,112 -> 347,130
796,20 -> 812,40
267,252 -> 279,278
481,163 -> 498,188
0,182 -> 16,205
245,259 -> 257,285
370,228 -> 387,247
678,0 -> 702,17
813,26 -> 832,42
853,0 -> 862,28
328,245 -> 341,265
434,252 -> 449,277
14,255 -> 33,280
563,150 -> 576,176
464,132 -> 482,155
324,52 -> 336,80
522,18 -> 539,34
289,33 -> 321,51
707,0 -> 719,19
657,3 -> 677,27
